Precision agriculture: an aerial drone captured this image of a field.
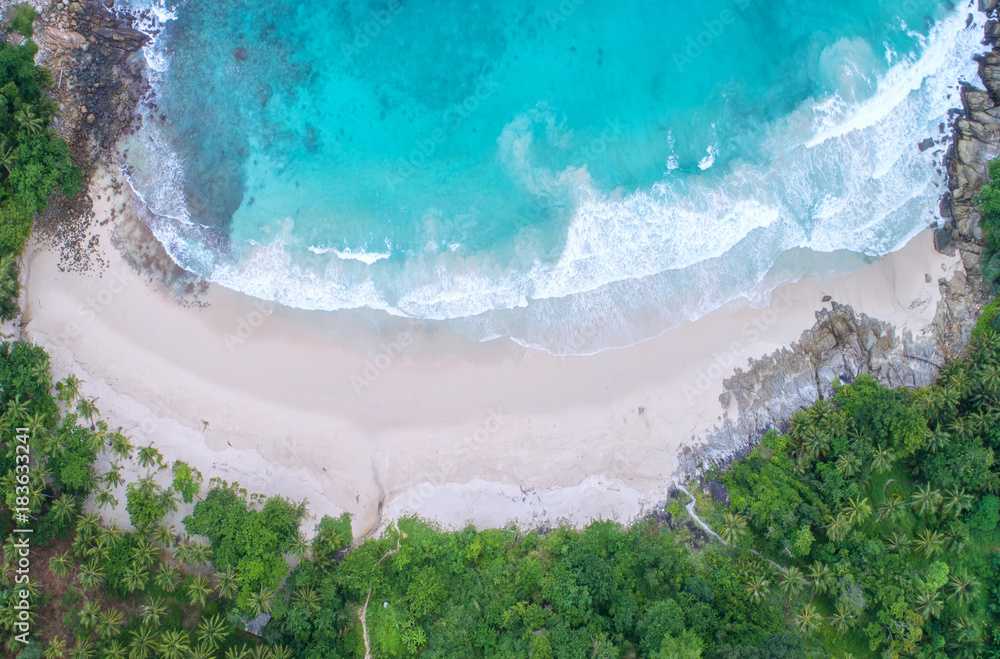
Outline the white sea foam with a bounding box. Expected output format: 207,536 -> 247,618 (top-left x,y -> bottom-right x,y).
121,4 -> 986,353
697,143 -> 718,171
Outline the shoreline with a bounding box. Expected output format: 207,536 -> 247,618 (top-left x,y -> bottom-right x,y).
22,168 -> 965,536
12,0 -> 991,538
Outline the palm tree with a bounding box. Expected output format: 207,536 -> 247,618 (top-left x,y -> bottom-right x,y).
43,636 -> 66,659
69,639 -> 95,659
108,433 -> 133,461
129,625 -> 158,659
802,429 -> 831,460
927,429 -> 951,453
942,486 -> 974,518
157,631 -> 191,659
153,522 -> 175,548
136,444 -> 162,470
948,416 -> 972,442
161,488 -> 180,515
187,574 -> 214,607
155,561 -> 181,593
97,607 -> 124,639
77,563 -> 105,589
877,495 -> 904,523
912,528 -> 945,560
719,511 -> 747,544
76,512 -> 101,538
102,463 -> 125,490
779,567 -> 806,600
48,551 -> 73,576
948,570 -> 980,606
826,514 -> 849,543
294,586 -> 323,613
190,643 -> 215,659
24,410 -> 47,440
871,446 -> 895,474
289,532 -> 311,561
224,647 -> 252,659
140,596 -> 167,626
216,565 -> 240,600
249,586 -> 276,617
84,429 -> 107,454
101,640 -> 126,659
196,614 -> 229,649
911,484 -> 942,518
174,536 -> 193,564
806,562 -> 833,596
828,601 -> 854,633
884,531 -> 909,554
0,143 -> 16,178
123,563 -> 149,593
6,394 -> 29,422
269,646 -> 294,659
835,453 -> 861,477
50,495 -> 77,525
94,489 -> 117,510
188,541 -> 212,566
79,601 -> 102,631
133,536 -> 158,569
915,588 -> 943,619
945,523 -> 969,552
794,603 -> 822,635
75,397 -> 99,428
57,374 -> 83,405
14,108 -> 43,135
842,496 -> 871,528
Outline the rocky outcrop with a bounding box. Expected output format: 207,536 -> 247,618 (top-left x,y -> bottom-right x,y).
12,0 -> 152,271
677,302 -> 961,478
677,11 -> 1000,482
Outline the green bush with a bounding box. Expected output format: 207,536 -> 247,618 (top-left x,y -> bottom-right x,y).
125,481 -> 170,528
970,495 -> 1000,533
104,533 -> 139,597
171,460 -> 203,503
0,31 -> 83,265
8,4 -> 36,38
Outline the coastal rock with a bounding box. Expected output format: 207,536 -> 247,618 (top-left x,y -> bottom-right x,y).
677,303 -> 953,480
680,16 -> 1000,482
21,0 -> 152,271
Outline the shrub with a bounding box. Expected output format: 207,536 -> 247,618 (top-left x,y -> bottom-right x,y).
970,495 -> 1000,533
8,4 -> 36,38
171,460 -> 203,504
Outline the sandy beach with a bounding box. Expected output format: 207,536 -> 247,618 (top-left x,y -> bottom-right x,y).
21,169 -> 964,538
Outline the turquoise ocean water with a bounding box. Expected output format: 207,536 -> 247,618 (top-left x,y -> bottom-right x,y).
121,0 -> 983,354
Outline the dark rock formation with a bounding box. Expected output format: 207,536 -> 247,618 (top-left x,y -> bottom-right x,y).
678,11 -> 1000,482
21,0 -> 151,271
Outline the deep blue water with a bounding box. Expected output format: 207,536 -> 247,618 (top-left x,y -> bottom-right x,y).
122,0 -> 982,353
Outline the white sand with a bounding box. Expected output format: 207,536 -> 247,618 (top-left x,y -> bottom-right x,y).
22,169 -> 964,537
